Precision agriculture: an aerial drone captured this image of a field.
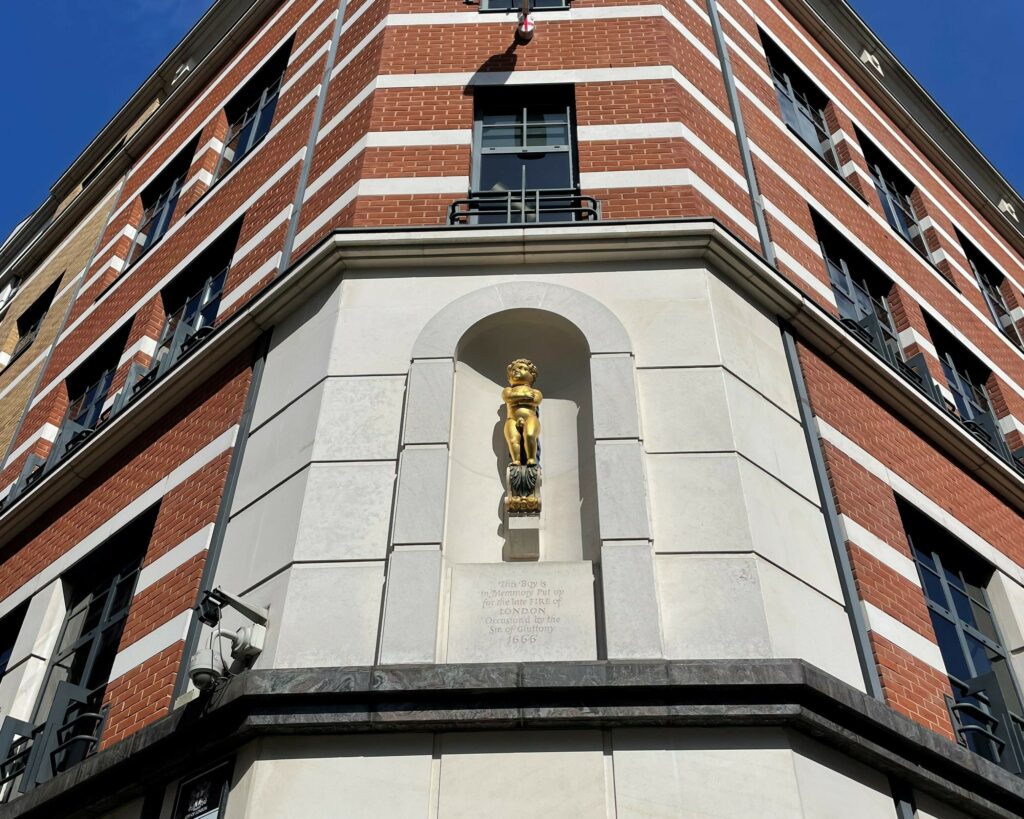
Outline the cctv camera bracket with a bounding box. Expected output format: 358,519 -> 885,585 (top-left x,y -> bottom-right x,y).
199,587 -> 269,627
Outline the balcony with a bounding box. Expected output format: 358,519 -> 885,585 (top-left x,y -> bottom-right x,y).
0,682 -> 107,801
448,187 -> 600,225
947,672 -> 1024,777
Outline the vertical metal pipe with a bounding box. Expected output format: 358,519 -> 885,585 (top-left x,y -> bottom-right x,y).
172,332 -> 270,700
279,0 -> 351,273
705,0 -> 776,268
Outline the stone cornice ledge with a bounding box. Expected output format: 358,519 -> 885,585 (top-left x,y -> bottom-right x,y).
4,220 -> 1024,552
3,660 -> 1023,818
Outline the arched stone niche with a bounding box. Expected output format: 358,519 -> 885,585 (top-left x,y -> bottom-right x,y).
378,282 -> 664,665
448,308 -> 599,564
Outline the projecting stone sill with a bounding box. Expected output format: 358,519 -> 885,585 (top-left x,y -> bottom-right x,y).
7,659 -> 1024,819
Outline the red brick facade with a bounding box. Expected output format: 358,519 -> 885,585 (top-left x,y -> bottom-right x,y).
0,0 -> 1022,783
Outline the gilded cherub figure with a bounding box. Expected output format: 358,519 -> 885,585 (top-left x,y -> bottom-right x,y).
502,358 -> 542,466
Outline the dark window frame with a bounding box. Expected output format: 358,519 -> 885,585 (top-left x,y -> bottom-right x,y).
761,35 -> 840,173
957,230 -> 1023,348
904,504 -> 1024,770
9,275 -> 62,365
124,139 -> 199,269
213,43 -> 293,184
858,133 -> 931,261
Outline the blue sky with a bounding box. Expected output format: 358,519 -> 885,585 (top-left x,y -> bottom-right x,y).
0,0 -> 1021,241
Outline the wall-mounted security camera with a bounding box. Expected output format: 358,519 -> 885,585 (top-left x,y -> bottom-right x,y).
188,587 -> 269,692
188,648 -> 227,692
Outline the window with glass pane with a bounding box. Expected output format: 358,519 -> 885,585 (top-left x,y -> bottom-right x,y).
902,503 -> 1024,770
124,139 -> 199,269
151,222 -> 240,378
32,509 -> 156,776
760,36 -> 839,172
857,133 -> 930,259
957,230 -> 1023,347
813,212 -> 901,360
924,316 -> 993,423
473,87 -> 578,223
214,41 -> 293,182
62,323 -> 131,439
10,275 -> 62,363
0,604 -> 27,680
479,0 -> 567,10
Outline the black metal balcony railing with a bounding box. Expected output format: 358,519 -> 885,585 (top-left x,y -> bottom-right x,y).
0,682 -> 107,801
946,673 -> 1024,776
840,311 -> 1024,479
448,188 -> 600,225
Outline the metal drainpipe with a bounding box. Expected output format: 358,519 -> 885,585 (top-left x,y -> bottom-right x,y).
1,174 -> 129,469
784,328 -> 915,819
172,332 -> 270,700
279,0 -> 350,273
173,0 -> 350,698
705,3 -> 913,812
705,0 -> 776,269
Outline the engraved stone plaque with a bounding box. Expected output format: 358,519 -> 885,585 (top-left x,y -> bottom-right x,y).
445,561 -> 597,663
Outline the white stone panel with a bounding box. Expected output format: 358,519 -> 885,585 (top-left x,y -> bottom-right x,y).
590,354 -> 641,439
986,572 -> 1024,682
595,440 -> 651,541
392,445 -> 449,545
437,731 -> 607,819
273,564 -> 384,668
379,548 -> 443,664
0,656 -> 49,721
613,727 -> 804,818
295,462 -> 396,561
620,297 -> 721,369
445,562 -> 596,663
8,580 -> 65,669
789,733 -> 895,819
239,735 -> 433,819
232,381 -> 323,513
220,467 -> 307,592
602,541 -> 663,659
252,280 -> 341,428
738,459 -> 840,603
707,275 -> 799,416
656,554 -> 771,660
759,561 -> 864,690
312,376 -> 405,462
648,454 -> 752,554
724,373 -> 816,500
638,367 -> 733,452
403,358 -> 455,445
329,306 -> 432,376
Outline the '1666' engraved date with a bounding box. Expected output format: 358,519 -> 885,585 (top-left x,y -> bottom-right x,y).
480,579 -> 564,645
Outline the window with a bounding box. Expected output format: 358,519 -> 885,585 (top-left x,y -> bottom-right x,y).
9,275 -> 61,364
0,277 -> 21,315
48,323 -> 131,467
813,213 -> 903,366
902,503 -> 1024,772
858,132 -> 930,260
761,35 -> 840,172
925,316 -> 993,425
957,229 -> 1023,347
214,41 -> 292,183
0,510 -> 155,797
154,224 -> 238,364
479,0 -> 568,11
0,605 -> 27,680
124,138 -> 199,268
451,86 -> 596,224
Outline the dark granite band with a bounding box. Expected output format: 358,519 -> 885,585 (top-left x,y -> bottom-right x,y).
5,659 -> 1022,819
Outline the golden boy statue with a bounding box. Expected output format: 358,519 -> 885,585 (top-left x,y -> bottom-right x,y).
502,359 -> 542,466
